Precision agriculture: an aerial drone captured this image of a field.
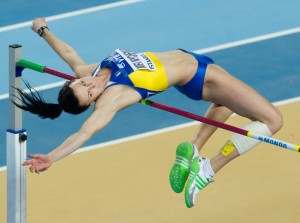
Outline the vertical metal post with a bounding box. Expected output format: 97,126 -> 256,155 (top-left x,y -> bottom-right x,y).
7,44 -> 27,223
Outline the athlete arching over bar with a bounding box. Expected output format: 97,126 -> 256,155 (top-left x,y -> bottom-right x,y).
16,18 -> 282,208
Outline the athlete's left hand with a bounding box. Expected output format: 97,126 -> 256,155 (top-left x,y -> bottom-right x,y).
22,153 -> 53,174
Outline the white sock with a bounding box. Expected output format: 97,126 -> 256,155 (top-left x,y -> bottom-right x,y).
202,158 -> 215,179
192,144 -> 199,157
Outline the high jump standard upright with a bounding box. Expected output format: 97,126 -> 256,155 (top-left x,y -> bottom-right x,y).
7,44 -> 27,223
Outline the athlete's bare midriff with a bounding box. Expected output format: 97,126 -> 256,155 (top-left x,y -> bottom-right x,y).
152,50 -> 199,86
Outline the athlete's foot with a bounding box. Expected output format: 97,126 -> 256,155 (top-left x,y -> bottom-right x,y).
169,142 -> 198,193
185,157 -> 214,208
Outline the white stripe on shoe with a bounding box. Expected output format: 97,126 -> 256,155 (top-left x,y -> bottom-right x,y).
175,155 -> 190,169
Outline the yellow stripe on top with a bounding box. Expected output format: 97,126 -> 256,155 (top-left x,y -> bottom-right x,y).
128,52 -> 168,91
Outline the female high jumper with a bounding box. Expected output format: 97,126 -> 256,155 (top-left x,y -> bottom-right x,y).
16,18 -> 282,208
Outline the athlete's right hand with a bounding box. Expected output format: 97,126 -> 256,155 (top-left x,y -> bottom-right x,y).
31,18 -> 48,33
22,154 -> 53,174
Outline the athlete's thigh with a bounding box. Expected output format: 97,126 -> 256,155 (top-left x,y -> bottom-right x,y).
202,64 -> 278,123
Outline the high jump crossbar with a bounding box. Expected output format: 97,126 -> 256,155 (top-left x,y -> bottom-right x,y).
16,58 -> 300,153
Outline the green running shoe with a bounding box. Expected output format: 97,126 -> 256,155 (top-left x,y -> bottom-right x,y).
169,142 -> 198,193
185,157 -> 214,208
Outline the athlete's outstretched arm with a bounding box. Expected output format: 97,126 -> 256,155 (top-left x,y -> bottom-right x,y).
22,86 -> 142,173
31,18 -> 97,78
22,97 -> 118,173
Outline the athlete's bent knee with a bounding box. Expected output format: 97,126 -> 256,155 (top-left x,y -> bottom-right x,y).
230,121 -> 273,155
267,109 -> 283,134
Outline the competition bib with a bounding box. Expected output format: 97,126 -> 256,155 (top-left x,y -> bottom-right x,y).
112,49 -> 156,74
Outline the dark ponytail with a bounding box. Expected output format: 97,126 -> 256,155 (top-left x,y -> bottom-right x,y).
12,80 -> 89,119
